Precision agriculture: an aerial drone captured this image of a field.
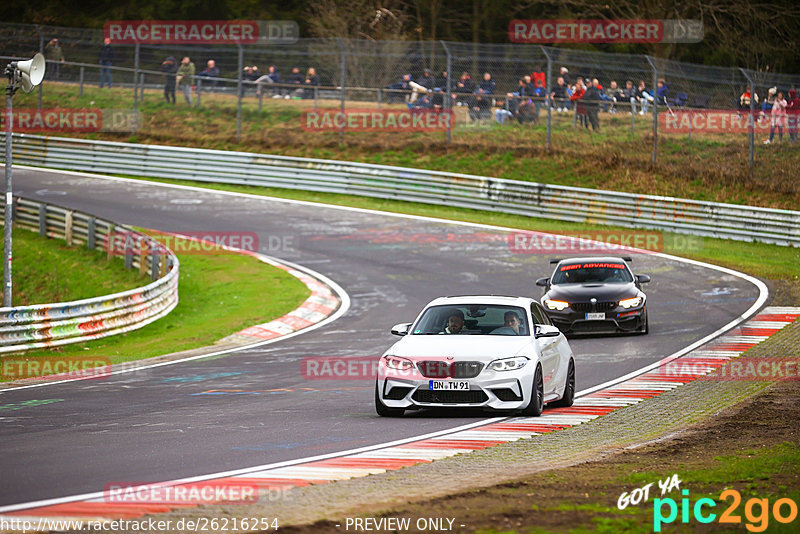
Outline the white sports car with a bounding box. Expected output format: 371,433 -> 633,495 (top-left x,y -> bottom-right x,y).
375,295 -> 576,417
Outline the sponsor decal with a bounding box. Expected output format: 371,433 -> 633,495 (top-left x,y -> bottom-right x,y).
509,19 -> 703,43
302,109 -> 454,132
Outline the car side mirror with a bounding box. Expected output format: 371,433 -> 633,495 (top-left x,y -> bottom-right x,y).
391,322 -> 411,336
536,277 -> 550,287
636,274 -> 651,284
534,324 -> 561,338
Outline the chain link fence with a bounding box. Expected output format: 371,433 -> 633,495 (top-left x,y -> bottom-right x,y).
2,22 -> 799,166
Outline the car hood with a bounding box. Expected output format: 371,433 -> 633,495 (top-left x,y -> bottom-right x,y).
545,282 -> 639,302
387,334 -> 533,361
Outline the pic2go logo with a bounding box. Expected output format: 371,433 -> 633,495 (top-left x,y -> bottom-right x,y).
654,489 -> 798,532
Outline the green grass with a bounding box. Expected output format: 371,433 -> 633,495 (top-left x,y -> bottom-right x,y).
4,226 -> 143,305
2,230 -> 310,374
122,175 -> 800,281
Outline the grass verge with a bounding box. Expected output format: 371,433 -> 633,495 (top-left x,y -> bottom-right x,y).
1,230 -> 310,377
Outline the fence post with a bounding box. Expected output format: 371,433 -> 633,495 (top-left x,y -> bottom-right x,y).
541,46 -> 552,150
258,87 -> 263,111
133,43 -> 140,133
196,78 -> 202,108
377,87 -> 382,110
646,55 -> 658,165
441,40 -> 452,145
79,66 -> 84,97
739,68 -> 755,177
139,73 -> 145,101
35,24 -> 43,110
236,44 -> 243,142
88,216 -> 96,250
337,38 -> 346,144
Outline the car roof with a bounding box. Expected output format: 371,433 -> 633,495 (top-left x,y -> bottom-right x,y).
425,295 -> 535,307
555,256 -> 632,266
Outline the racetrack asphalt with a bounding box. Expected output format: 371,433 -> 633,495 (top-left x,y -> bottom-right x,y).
0,168 -> 762,507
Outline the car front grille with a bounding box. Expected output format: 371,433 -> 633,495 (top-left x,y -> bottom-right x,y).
412,389 -> 489,404
571,301 -> 616,313
384,386 -> 412,400
417,361 -> 484,378
490,388 -> 523,402
572,320 -> 617,332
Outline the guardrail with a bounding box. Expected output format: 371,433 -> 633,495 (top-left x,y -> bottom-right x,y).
3,133 -> 799,246
0,196 -> 179,354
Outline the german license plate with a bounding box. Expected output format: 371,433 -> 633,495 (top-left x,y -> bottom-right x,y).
586,312 -> 605,320
429,380 -> 470,390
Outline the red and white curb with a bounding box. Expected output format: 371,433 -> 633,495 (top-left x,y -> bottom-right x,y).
2,306 -> 797,528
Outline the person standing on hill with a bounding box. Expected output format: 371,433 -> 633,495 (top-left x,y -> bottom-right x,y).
44,38 -> 65,80
786,89 -> 800,143
98,37 -> 114,88
161,56 -> 178,104
176,57 -> 196,105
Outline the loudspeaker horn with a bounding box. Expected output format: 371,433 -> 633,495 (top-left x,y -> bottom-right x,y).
17,53 -> 45,92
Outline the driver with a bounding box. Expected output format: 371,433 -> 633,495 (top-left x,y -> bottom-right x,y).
491,311 -> 522,335
442,310 -> 466,334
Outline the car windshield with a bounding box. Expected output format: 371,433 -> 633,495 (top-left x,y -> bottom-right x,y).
551,261 -> 633,284
411,304 -> 530,336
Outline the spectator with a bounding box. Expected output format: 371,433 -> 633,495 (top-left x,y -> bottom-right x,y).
387,73 -> 412,104
623,80 -> 637,114
412,93 -> 433,109
255,65 -> 281,98
431,87 -> 446,109
551,76 -> 569,111
739,88 -> 759,109
583,79 -> 601,131
303,67 -> 320,99
531,65 -> 546,89
98,37 -> 113,88
160,56 -> 177,104
454,72 -> 474,106
196,59 -> 219,88
176,56 -> 195,105
570,77 -> 587,127
786,89 -> 800,143
477,72 -> 496,96
656,78 -> 669,106
438,71 -> 450,90
506,77 -> 529,116
765,90 -> 787,144
287,67 -> 304,85
242,66 -> 260,81
44,38 -> 65,80
419,69 -> 436,90
635,80 -> 654,114
495,98 -> 514,124
762,87 -> 777,118
531,78 -> 547,115
605,80 -> 623,113
559,66 -> 570,85
469,91 -> 491,122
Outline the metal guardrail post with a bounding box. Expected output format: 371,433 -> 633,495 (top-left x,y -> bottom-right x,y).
151,253 -> 160,281
65,210 -> 73,246
87,216 -> 95,250
133,43 -> 139,133
236,44 -> 243,142
541,46 -> 552,150
646,55 -> 658,165
35,24 -> 43,111
441,41 -> 452,145
337,38 -> 346,144
124,248 -> 133,269
39,204 -> 47,236
740,68 -> 755,178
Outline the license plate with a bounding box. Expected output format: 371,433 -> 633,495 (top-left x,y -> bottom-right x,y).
586,312 -> 605,320
429,380 -> 470,390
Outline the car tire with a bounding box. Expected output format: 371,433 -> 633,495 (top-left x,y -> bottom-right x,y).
639,312 -> 649,335
550,359 -> 575,408
375,381 -> 405,417
521,365 -> 544,416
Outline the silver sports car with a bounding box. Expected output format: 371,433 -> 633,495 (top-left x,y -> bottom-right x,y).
375,295 -> 576,417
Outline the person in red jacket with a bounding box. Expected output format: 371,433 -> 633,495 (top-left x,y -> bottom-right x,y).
570,77 -> 587,127
787,89 -> 800,143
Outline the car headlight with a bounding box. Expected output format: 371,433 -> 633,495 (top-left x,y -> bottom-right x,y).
619,296 -> 643,309
383,355 -> 414,371
544,299 -> 569,311
488,357 -> 529,372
